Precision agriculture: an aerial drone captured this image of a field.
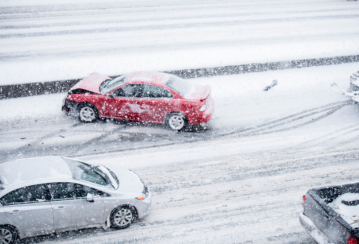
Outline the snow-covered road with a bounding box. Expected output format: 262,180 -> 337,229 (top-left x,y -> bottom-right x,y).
1,0 -> 359,243
1,63 -> 359,243
1,0 -> 359,85
1,63 -> 356,162
20,138 -> 359,244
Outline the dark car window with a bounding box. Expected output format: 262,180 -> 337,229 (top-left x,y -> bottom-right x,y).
112,84 -> 144,98
0,184 -> 51,206
50,182 -> 75,200
143,85 -> 173,98
73,184 -> 103,198
49,183 -> 104,200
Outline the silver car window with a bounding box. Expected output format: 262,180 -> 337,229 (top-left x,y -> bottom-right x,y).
49,183 -> 104,200
49,182 -> 75,200
0,184 -> 51,206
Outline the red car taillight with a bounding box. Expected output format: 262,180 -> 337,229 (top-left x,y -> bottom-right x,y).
302,195 -> 306,209
348,236 -> 358,244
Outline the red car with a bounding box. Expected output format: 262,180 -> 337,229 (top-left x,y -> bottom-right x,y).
62,71 -> 214,131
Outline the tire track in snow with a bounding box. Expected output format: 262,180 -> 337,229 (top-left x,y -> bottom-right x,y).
145,148 -> 359,195
296,123 -> 359,150
2,7 -> 357,29
217,100 -> 351,138
1,0 -> 359,64
2,14 -> 359,39
0,100 -> 352,164
0,122 -> 84,163
0,122 -> 127,163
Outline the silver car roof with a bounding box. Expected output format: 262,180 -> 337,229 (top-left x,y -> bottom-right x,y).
0,156 -> 73,188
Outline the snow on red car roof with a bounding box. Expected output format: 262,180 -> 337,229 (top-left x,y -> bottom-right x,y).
127,71 -> 169,85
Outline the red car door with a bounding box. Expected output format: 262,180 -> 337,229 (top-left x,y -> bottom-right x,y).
104,84 -> 147,121
142,84 -> 174,123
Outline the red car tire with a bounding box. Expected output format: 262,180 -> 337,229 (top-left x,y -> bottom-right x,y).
78,103 -> 99,123
166,112 -> 188,131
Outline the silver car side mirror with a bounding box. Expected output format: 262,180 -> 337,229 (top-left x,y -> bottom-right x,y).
86,193 -> 94,202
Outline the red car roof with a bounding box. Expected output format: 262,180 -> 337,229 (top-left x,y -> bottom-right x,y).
127,71 -> 170,86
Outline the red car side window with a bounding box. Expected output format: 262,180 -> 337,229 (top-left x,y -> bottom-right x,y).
113,84 -> 144,98
143,85 -> 173,98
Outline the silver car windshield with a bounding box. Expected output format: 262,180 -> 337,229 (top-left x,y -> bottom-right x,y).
96,165 -> 119,190
63,158 -> 113,189
165,75 -> 194,98
100,75 -> 127,94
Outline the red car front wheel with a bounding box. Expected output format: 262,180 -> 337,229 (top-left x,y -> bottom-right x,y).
78,103 -> 99,123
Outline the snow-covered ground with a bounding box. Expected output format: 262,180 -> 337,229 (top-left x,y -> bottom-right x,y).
1,63 -> 359,243
1,0 -> 359,85
1,0 -> 359,243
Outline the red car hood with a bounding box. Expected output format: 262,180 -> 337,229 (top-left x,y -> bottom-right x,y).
70,72 -> 110,94
187,84 -> 211,101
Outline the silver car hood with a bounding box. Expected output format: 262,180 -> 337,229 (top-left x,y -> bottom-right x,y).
109,165 -> 144,193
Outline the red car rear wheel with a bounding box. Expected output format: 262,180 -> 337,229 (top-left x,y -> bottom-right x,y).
166,112 -> 188,131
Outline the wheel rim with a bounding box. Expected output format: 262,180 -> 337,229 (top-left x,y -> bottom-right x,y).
114,208 -> 133,227
0,228 -> 12,244
168,114 -> 185,130
80,106 -> 95,122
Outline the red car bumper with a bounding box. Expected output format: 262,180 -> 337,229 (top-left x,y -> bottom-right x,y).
187,97 -> 215,125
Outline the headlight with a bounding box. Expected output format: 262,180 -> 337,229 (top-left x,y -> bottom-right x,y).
136,183 -> 149,200
199,105 -> 207,112
135,193 -> 148,200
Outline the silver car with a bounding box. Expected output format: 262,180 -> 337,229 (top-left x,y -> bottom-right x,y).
0,156 -> 151,244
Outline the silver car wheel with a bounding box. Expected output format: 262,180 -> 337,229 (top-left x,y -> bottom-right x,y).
79,106 -> 96,122
168,114 -> 185,130
0,228 -> 13,244
114,208 -> 133,227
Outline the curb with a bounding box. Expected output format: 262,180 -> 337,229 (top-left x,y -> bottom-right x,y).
1,54 -> 358,99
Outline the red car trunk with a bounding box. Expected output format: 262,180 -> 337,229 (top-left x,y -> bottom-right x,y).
187,85 -> 211,101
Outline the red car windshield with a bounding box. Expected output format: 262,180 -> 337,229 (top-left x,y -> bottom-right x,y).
100,75 -> 127,94
165,76 -> 193,98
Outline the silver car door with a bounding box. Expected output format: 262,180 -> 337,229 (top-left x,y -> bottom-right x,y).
50,183 -> 105,231
0,184 -> 53,238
